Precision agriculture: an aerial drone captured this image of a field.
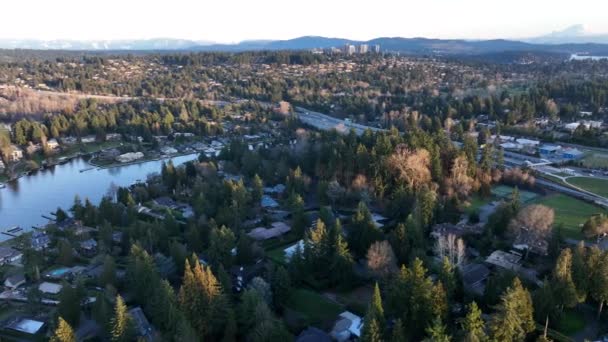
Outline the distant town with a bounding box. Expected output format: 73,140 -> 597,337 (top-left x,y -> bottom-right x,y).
0,42 -> 608,342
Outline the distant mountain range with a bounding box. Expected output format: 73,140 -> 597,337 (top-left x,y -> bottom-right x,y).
2,28 -> 608,56
524,25 -> 608,45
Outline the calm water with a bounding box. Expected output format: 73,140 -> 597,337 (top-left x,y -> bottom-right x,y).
570,54 -> 608,61
0,154 -> 198,240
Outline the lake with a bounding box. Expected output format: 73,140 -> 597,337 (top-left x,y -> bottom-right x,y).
570,54 -> 608,61
0,154 -> 198,241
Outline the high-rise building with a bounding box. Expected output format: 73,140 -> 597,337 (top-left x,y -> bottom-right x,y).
344,44 -> 356,55
373,44 -> 381,53
358,44 -> 368,54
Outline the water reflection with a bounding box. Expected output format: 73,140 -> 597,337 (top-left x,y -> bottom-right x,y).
0,154 -> 198,239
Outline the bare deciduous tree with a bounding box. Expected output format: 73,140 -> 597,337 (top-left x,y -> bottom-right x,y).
434,234 -> 466,267
509,204 -> 554,245
387,144 -> 431,191
366,240 -> 398,278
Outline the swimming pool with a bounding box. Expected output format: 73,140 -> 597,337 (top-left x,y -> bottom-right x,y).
47,267 -> 71,278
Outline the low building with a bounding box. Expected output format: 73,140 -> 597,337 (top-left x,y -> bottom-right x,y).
296,327 -> 332,342
116,152 -> 144,163
562,148 -> 584,160
129,307 -> 156,342
160,146 -> 178,155
6,145 -> 23,162
283,240 -> 305,260
152,196 -> 180,210
247,222 -> 291,241
0,247 -> 23,265
46,139 -> 60,150
515,138 -> 540,147
38,282 -> 62,295
106,133 -> 122,141
461,263 -> 490,296
6,318 -> 45,335
539,145 -> 561,155
485,250 -> 522,271
330,311 -> 363,341
261,195 -> 279,209
81,135 -> 96,144
4,273 -> 26,289
79,239 -> 98,257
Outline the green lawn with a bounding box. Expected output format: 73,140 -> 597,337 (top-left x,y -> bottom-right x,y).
285,289 -> 343,325
531,194 -> 607,240
465,195 -> 492,215
567,177 -> 608,198
557,310 -> 585,335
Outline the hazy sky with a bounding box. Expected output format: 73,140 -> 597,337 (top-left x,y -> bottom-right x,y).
3,0 -> 607,42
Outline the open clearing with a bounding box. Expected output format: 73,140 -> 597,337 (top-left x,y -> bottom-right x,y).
567,177 -> 608,198
531,194 -> 606,240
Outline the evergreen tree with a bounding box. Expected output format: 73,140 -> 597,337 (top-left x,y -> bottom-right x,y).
552,248 -> 578,310
391,318 -> 407,342
110,295 -> 134,342
349,201 -> 382,257
460,302 -> 486,342
178,258 -> 227,339
571,242 -> 588,302
361,317 -> 383,342
424,316 -> 451,342
57,282 -> 84,327
590,251 -> 608,318
489,278 -> 535,342
51,317 -> 76,342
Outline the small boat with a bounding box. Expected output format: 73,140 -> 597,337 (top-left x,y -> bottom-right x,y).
0,183 -> 5,189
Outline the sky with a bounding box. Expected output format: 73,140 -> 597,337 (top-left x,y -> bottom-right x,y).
2,0 -> 607,42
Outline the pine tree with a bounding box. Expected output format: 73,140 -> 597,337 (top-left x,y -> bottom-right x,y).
391,318 -> 407,342
460,302 -> 486,342
178,258 -> 227,338
572,242 -> 588,302
368,283 -> 385,330
424,316 -> 451,342
110,295 -> 133,342
590,251 -> 608,318
51,317 -> 76,342
552,248 -> 578,310
329,219 -> 354,285
361,317 -> 383,342
490,278 -> 535,342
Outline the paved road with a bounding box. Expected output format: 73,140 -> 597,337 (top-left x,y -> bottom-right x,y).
295,107 -> 387,136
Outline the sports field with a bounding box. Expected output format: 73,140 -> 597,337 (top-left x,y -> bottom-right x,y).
567,177 -> 608,198
531,194 -> 607,240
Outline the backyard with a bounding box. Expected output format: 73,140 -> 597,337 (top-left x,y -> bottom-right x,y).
285,288 -> 344,326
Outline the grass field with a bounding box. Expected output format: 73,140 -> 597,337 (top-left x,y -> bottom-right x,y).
531,194 -> 606,240
557,310 -> 585,335
582,153 -> 608,169
286,289 -> 343,325
567,177 -> 608,198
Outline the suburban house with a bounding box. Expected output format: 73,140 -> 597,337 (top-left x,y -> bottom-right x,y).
4,273 -> 26,289
129,307 -> 156,342
46,139 -> 60,150
330,311 -> 363,341
296,327 -> 332,342
6,145 -> 23,162
79,239 -> 98,257
31,231 -> 51,251
38,282 -> 63,295
0,247 -> 23,265
247,222 -> 291,241
485,250 -> 522,271
461,263 -> 490,295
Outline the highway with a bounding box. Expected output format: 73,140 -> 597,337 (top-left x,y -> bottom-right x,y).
295,107 -> 387,136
